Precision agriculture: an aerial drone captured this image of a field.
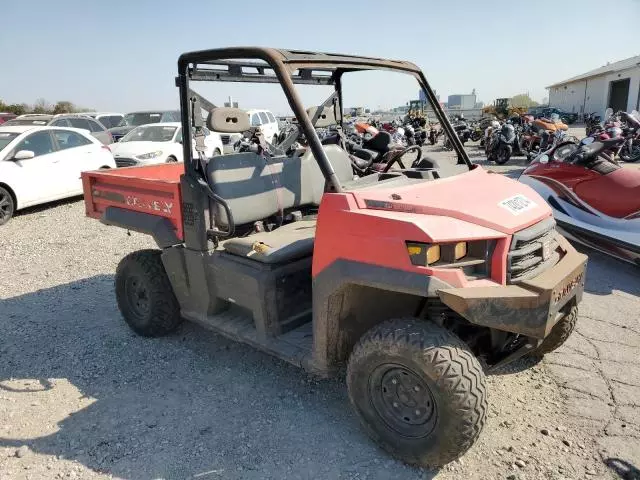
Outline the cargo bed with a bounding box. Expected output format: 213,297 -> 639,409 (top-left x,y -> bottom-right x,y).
82,163 -> 185,240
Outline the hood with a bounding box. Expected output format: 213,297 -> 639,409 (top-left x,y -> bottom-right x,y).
108,126 -> 135,135
351,167 -> 551,235
110,141 -> 169,157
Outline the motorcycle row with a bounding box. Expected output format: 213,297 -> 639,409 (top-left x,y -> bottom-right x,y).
267,107 -> 639,177
480,108 -> 640,165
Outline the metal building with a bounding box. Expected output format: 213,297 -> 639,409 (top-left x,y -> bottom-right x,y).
547,55 -> 640,118
447,94 -> 476,110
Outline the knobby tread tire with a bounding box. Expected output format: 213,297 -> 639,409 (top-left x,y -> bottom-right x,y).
532,305 -> 578,356
346,318 -> 487,468
115,249 -> 182,337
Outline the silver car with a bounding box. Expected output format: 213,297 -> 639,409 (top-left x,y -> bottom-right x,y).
82,112 -> 124,130
4,114 -> 113,145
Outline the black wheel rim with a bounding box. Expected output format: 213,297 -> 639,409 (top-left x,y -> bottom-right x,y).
124,276 -> 150,318
0,190 -> 13,222
368,364 -> 438,438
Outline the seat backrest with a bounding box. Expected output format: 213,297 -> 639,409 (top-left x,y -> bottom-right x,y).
207,107 -> 251,133
362,131 -> 392,152
206,145 -> 354,227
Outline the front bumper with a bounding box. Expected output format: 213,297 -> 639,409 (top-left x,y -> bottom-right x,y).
438,236 -> 587,339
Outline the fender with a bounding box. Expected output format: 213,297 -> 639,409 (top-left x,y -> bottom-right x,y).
310,259 -> 452,375
101,206 -> 180,248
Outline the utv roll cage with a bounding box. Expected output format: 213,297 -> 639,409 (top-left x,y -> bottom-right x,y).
176,47 -> 472,191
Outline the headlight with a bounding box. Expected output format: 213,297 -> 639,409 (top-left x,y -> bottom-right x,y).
454,242 -> 467,260
136,150 -> 163,160
406,240 -> 495,278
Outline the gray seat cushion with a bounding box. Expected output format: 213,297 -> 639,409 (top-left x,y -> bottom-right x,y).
222,220 -> 316,264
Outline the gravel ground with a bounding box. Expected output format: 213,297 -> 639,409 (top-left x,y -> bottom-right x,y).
0,136 -> 639,479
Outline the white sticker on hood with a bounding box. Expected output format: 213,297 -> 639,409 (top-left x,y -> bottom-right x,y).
499,194 -> 537,215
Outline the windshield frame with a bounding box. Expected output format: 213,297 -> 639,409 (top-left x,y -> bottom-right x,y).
178,47 -> 472,192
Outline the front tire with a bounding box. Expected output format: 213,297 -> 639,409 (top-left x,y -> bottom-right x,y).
531,305 -> 578,357
166,156 -> 178,163
495,144 -> 512,165
0,186 -> 15,226
347,318 -> 487,468
115,250 -> 183,337
619,144 -> 640,162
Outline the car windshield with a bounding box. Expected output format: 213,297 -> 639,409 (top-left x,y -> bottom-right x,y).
120,112 -> 164,127
0,132 -> 19,152
120,125 -> 177,142
4,119 -> 49,126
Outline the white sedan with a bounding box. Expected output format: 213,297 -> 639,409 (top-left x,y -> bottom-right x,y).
0,125 -> 116,225
109,122 -> 223,167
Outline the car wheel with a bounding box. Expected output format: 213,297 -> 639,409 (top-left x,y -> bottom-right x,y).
0,186 -> 15,226
347,318 -> 487,467
166,156 -> 177,163
115,249 -> 183,337
212,148 -> 221,157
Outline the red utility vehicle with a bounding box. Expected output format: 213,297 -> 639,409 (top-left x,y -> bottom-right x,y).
82,47 -> 587,467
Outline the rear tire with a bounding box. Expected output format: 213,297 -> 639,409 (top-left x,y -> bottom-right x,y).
166,156 -> 177,163
530,305 -> 578,357
347,318 -> 487,468
115,249 -> 183,337
0,186 -> 15,226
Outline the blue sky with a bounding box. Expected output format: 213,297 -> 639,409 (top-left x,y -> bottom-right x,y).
2,0 -> 639,115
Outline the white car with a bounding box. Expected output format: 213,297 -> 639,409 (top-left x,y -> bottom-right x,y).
110,122 -> 223,167
219,109 -> 280,153
0,125 -> 116,225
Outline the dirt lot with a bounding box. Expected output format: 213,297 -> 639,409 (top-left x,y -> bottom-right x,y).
0,138 -> 639,480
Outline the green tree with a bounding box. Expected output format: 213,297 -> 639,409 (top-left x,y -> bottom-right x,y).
7,104 -> 27,115
510,93 -> 538,108
53,101 -> 76,114
32,98 -> 52,114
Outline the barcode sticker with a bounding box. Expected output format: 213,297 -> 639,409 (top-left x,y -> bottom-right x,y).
499,194 -> 537,215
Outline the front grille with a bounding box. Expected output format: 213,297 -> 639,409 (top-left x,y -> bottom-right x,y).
220,135 -> 230,145
115,158 -> 138,168
508,217 -> 560,283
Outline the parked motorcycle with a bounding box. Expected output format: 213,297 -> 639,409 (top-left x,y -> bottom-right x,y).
428,122 -> 442,145
619,110 -> 640,162
584,112 -> 602,136
486,122 -> 516,164
519,113 -> 568,161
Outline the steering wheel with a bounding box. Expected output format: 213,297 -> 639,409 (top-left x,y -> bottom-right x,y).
382,145 -> 422,173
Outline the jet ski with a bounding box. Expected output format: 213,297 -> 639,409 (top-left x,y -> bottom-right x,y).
519,136 -> 640,265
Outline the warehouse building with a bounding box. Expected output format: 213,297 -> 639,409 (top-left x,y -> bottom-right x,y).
447,93 -> 476,110
547,55 -> 640,119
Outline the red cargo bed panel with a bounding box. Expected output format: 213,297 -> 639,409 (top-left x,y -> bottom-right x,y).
82,164 -> 184,240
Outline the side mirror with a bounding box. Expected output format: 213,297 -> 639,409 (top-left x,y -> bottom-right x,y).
538,154 -> 549,164
13,150 -> 35,161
